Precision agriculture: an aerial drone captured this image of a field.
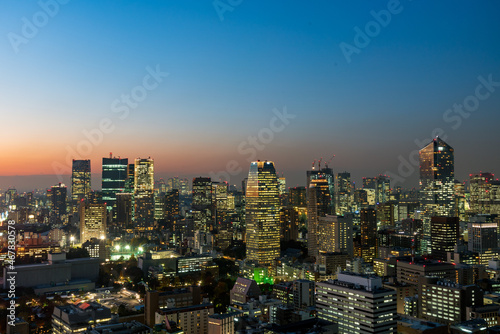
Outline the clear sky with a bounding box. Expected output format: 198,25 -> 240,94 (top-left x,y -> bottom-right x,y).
1,1 -> 500,191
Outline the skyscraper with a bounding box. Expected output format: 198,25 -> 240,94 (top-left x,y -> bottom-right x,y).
470,172 -> 500,215
360,207 -> 377,263
80,201 -> 107,243
419,137 -> 454,254
47,183 -> 67,222
134,158 -> 154,229
307,183 -> 319,260
71,160 -> 91,206
245,161 -> 280,269
430,216 -> 459,261
102,156 -> 128,213
336,171 -> 352,216
307,167 -> 335,216
192,177 -> 213,233
468,215 -> 498,264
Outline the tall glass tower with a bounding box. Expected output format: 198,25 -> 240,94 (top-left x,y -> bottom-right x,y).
134,158 -> 154,228
245,161 -> 280,269
71,160 -> 91,202
102,156 -> 128,213
419,137 -> 454,253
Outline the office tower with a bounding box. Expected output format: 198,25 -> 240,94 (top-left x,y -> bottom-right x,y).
4,189 -> 17,206
71,160 -> 91,211
245,161 -> 280,268
101,156 -> 128,213
336,171 -> 352,215
165,189 -> 179,223
316,272 -> 397,334
362,177 -> 377,189
418,276 -> 483,325
360,207 -> 377,263
278,176 -> 286,195
454,180 -> 467,221
71,159 -> 91,201
419,137 -> 454,253
116,193 -> 133,229
192,177 -> 213,233
80,202 -> 107,242
470,172 -> 500,215
179,178 -> 189,196
377,202 -> 395,228
213,181 -> 229,224
134,158 -> 154,229
168,177 -> 180,192
307,183 -> 319,260
279,207 -> 299,242
154,192 -> 165,220
468,215 -> 499,264
317,215 -> 354,257
376,175 -> 391,204
430,216 -> 459,261
289,186 -> 306,208
124,163 -> 135,193
307,167 -> 335,215
47,183 -> 67,222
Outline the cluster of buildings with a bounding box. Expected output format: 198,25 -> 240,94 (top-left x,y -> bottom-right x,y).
4,137 -> 500,333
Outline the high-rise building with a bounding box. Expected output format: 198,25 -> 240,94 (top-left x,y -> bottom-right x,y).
192,177 -> 213,233
316,272 -> 397,333
179,178 -> 190,196
289,186 -> 306,208
71,160 -> 91,208
116,193 -> 133,229
360,207 -> 377,263
468,215 -> 499,264
245,161 -> 280,268
47,183 -> 67,222
80,202 -> 107,243
125,163 -> 135,193
293,279 -> 315,310
307,167 -> 335,216
317,215 -> 354,257
419,137 -> 454,253
134,158 -> 154,229
307,183 -> 319,260
376,175 -> 391,204
101,156 -> 128,213
470,173 -> 500,215
336,171 -> 352,215
279,207 -> 299,242
165,189 -> 180,223
430,216 -> 459,261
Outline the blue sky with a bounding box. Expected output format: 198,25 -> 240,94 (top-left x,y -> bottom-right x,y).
1,0 -> 499,190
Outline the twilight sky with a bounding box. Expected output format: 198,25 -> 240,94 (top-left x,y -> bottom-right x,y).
1,1 -> 500,191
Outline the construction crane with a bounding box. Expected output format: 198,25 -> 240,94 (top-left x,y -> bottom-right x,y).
312,159 -> 316,170
325,155 -> 335,169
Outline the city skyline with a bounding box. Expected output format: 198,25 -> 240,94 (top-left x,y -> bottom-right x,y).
1,1 -> 500,191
